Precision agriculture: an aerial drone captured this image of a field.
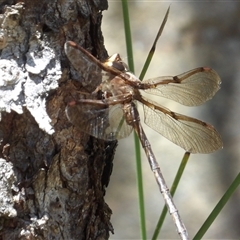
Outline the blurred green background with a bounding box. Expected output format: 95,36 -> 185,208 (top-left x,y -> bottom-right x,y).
102,1 -> 240,239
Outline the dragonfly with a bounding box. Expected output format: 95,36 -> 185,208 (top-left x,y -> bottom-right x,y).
64,40 -> 222,239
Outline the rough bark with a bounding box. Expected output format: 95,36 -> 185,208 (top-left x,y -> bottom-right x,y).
0,0 -> 116,239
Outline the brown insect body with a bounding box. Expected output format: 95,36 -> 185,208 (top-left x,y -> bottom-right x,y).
65,41 -> 222,153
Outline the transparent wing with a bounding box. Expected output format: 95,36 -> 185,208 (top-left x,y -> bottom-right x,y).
66,101 -> 132,141
65,41 -> 110,91
141,97 -> 222,153
142,67 -> 221,106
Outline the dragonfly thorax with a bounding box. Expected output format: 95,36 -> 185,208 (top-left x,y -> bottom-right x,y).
101,75 -> 135,99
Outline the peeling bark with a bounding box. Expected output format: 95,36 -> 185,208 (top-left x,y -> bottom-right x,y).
0,1 -> 116,239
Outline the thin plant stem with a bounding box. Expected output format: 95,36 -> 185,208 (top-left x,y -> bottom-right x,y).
193,172 -> 240,239
121,1 -> 147,239
122,3 -> 188,239
139,6 -> 170,81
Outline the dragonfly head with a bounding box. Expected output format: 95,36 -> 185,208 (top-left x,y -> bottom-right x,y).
105,53 -> 129,72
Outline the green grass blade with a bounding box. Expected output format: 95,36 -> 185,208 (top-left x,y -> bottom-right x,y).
152,152 -> 190,240
139,6 -> 170,81
121,0 -> 134,72
193,172 -> 240,240
121,4 -> 172,239
121,1 -> 146,239
133,132 -> 146,238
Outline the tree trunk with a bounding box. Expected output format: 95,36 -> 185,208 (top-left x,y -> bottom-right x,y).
0,1 -> 116,239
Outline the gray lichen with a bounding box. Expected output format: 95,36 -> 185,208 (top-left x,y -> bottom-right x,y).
0,3 -> 62,134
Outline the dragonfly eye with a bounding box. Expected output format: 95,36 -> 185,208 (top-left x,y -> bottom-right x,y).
111,61 -> 126,72
106,53 -> 129,72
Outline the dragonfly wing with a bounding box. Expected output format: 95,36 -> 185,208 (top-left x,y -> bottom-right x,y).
106,104 -> 133,139
143,67 -> 221,106
66,102 -> 133,141
142,97 -> 222,153
65,41 -> 104,90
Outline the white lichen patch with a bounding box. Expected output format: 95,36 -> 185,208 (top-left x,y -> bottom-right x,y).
0,2 -> 62,134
